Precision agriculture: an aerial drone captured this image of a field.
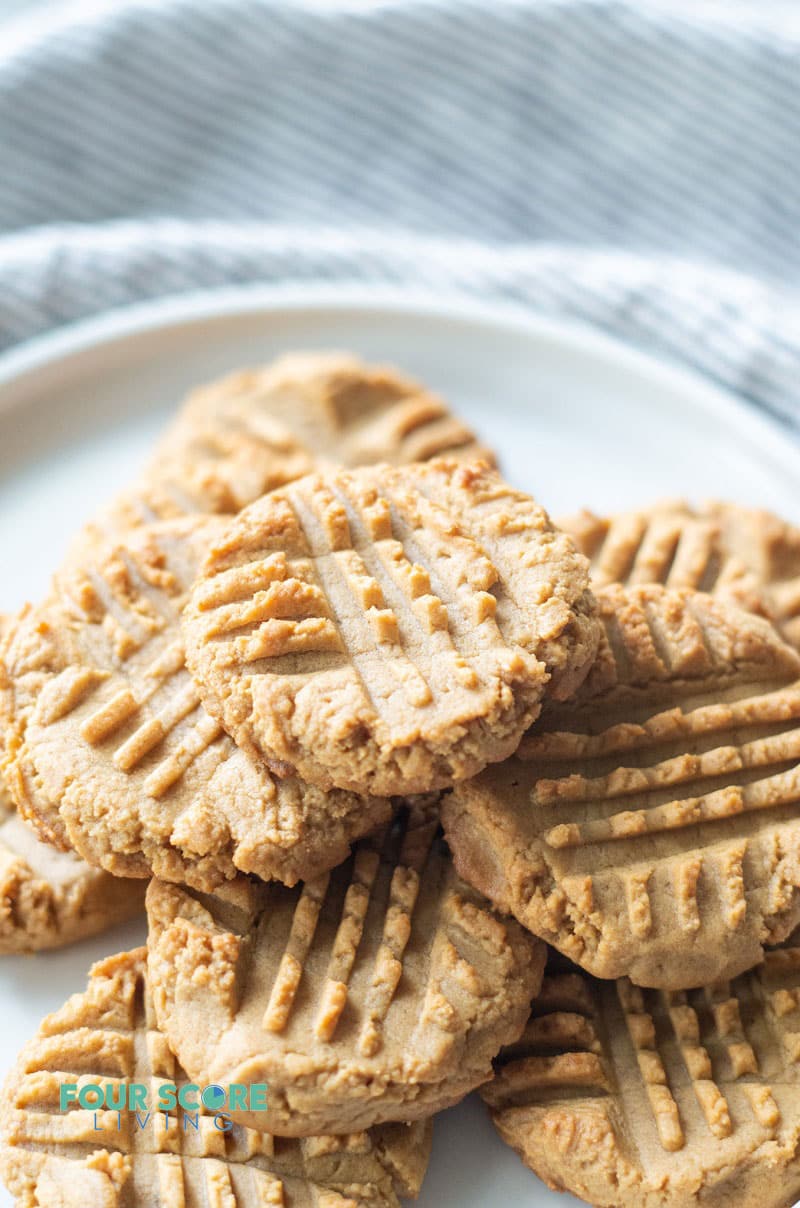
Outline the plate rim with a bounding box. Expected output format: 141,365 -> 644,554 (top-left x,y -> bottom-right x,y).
0,283 -> 796,480
0,285 -> 799,1208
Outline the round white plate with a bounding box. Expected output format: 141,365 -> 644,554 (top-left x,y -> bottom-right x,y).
0,286 -> 798,1208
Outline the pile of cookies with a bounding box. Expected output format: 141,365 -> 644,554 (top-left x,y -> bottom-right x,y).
1,353 -> 800,1208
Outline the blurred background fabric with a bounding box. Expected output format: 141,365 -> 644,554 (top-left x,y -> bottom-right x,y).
0,0 -> 799,428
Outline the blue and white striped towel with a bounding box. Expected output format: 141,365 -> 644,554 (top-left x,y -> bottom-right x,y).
1,0 -> 799,429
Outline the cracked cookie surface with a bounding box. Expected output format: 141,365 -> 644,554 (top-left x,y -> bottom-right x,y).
182,458 -> 600,796
442,584 -> 800,990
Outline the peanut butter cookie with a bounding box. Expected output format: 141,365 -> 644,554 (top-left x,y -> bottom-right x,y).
561,499 -> 800,650
483,950 -> 800,1207
0,771 -> 144,954
182,458 -> 600,796
442,584 -> 800,989
0,615 -> 143,951
107,353 -> 495,528
0,521 -> 391,890
146,805 -> 546,1136
0,947 -> 431,1207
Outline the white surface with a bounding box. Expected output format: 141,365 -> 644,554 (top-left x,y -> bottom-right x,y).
0,286 -> 799,1208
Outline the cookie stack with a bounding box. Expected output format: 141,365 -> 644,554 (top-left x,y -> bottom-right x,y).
1,354 -> 800,1208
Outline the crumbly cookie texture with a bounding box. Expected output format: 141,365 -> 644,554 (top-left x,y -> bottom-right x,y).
0,615 -> 143,952
182,458 -> 600,796
146,806 -> 546,1137
442,583 -> 800,990
560,498 -> 800,651
0,947 -> 431,1207
0,519 -> 392,890
483,951 -> 800,1208
103,352 -> 496,529
0,774 -> 144,954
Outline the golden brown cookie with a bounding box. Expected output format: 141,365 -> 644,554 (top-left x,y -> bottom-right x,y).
106,353 -> 495,528
0,771 -> 144,954
483,951 -> 800,1207
0,614 -> 144,952
146,805 -> 546,1136
0,947 -> 431,1208
182,458 -> 600,796
442,583 -> 800,990
561,499 -> 800,651
0,519 -> 392,890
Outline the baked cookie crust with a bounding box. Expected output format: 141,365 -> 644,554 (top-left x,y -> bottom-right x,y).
105,352 -> 496,529
443,584 -> 800,989
483,950 -> 800,1207
0,615 -> 143,952
561,499 -> 800,651
0,947 -> 431,1207
182,458 -> 599,796
0,521 -> 391,890
146,806 -> 546,1136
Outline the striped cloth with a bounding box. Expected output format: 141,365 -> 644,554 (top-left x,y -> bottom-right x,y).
1,0 -> 799,429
